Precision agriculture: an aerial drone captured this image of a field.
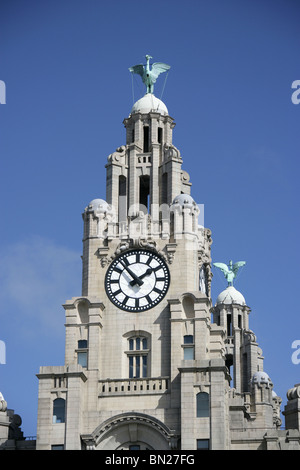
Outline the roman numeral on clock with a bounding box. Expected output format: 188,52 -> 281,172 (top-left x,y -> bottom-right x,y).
153,287 -> 162,294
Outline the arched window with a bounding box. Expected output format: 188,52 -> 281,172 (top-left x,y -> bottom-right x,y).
196,392 -> 209,418
53,398 -> 65,423
126,334 -> 150,378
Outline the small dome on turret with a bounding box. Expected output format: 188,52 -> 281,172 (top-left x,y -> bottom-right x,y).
131,93 -> 168,116
216,286 -> 246,306
251,371 -> 273,387
172,194 -> 196,206
85,199 -> 111,213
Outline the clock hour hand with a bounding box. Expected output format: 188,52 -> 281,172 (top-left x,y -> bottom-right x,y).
120,260 -> 144,287
129,267 -> 153,286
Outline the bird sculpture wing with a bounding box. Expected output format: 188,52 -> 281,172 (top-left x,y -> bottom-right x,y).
129,64 -> 145,78
232,261 -> 246,275
213,262 -> 229,275
150,62 -> 171,82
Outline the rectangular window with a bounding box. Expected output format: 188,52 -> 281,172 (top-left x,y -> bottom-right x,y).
197,439 -> 209,450
77,351 -> 87,368
227,314 -> 232,336
127,336 -> 149,378
184,347 -> 194,360
129,356 -> 134,378
136,356 -> 140,377
142,356 -> 147,377
143,126 -> 149,152
184,335 -> 194,344
183,335 -> 194,360
158,127 -> 163,143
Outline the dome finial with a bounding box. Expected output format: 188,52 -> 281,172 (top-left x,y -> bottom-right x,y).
129,55 -> 170,94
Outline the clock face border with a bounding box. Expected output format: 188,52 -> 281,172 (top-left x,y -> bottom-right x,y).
105,249 -> 170,312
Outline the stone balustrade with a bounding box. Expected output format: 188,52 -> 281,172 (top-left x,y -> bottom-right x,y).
99,377 -> 169,396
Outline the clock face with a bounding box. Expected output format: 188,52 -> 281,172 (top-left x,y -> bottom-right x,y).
105,249 -> 170,312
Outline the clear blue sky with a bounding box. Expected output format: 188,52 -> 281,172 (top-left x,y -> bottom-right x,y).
0,0 -> 299,437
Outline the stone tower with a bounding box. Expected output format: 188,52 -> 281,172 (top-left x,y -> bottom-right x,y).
36,57 -> 300,451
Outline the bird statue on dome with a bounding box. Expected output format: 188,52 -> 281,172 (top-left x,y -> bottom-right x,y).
129,55 -> 170,94
213,260 -> 246,286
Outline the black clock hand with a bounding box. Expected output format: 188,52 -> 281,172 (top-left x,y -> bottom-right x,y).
130,268 -> 153,286
120,260 -> 144,286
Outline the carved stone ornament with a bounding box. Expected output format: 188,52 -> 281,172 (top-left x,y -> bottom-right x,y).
287,385 -> 300,401
103,238 -> 170,266
163,143 -> 181,162
243,329 -> 257,343
107,145 -> 127,164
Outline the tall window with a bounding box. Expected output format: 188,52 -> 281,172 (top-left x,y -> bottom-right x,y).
77,339 -> 88,368
139,175 -> 150,213
119,175 -> 127,222
158,127 -> 163,144
53,398 -> 65,424
196,392 -> 209,417
127,335 -> 149,378
161,172 -> 168,205
227,314 -> 232,336
183,335 -> 194,360
143,126 -> 149,152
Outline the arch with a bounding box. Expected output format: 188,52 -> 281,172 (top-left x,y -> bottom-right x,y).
82,412 -> 178,450
77,300 -> 89,324
182,295 -> 195,319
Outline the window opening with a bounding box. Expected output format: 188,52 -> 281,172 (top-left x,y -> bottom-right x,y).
139,175 -> 150,213
161,172 -> 168,205
53,398 -> 65,423
143,126 -> 149,152
119,175 -> 127,222
196,392 -> 209,418
127,336 -> 149,378
183,335 -> 194,360
158,127 -> 163,144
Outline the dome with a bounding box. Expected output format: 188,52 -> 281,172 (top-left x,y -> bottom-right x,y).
85,199 -> 110,213
172,194 -> 196,206
251,371 -> 272,387
131,93 -> 168,115
216,286 -> 246,306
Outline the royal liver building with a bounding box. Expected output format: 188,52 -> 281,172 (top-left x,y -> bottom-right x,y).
34,57 -> 300,450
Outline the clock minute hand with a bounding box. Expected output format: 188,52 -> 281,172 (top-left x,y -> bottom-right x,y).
130,267 -> 153,286
120,260 -> 144,287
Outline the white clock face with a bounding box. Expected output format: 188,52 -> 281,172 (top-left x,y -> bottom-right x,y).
105,250 -> 170,312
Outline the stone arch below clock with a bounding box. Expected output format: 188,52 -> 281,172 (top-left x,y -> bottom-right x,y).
83,412 -> 178,450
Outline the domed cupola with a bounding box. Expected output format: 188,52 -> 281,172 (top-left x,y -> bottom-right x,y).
131,94 -> 168,116
216,285 -> 246,306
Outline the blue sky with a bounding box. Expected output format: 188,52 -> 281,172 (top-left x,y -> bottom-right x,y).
0,0 -> 299,437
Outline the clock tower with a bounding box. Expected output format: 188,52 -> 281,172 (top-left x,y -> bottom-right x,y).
36,56 -> 298,451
